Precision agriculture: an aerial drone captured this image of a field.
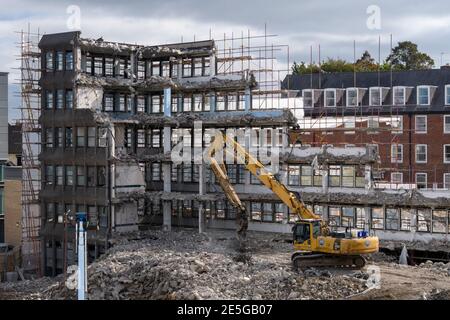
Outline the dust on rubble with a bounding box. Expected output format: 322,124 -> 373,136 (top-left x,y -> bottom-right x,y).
1,228 -> 449,300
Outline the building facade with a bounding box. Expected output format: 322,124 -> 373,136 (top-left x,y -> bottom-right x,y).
0,72 -> 8,243
283,68 -> 450,189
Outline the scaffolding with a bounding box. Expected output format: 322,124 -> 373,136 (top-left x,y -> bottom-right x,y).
17,26 -> 42,276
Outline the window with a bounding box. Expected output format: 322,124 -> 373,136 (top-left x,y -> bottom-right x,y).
415,115 -> 427,133
444,115 -> 450,133
56,90 -> 64,109
328,207 -> 341,227
104,94 -> 114,112
342,207 -> 355,227
45,166 -> 54,185
227,94 -> 237,111
151,95 -> 161,113
137,61 -> 146,80
183,96 -> 192,112
76,127 -> 85,147
400,208 -> 412,231
432,210 -> 448,233
385,208 -> 400,230
88,206 -> 98,227
205,95 -> 211,111
417,86 -> 430,105
391,116 -> 403,134
288,165 -> 300,186
444,173 -> 450,189
443,144 -> 450,163
216,95 -> 225,111
65,51 -> 73,70
302,90 -> 313,108
55,128 -> 63,147
87,127 -> 96,147
171,96 -> 178,113
118,58 -> 126,78
325,89 -> 336,107
45,128 -> 54,148
183,59 -> 192,77
46,91 -> 54,109
137,96 -> 145,113
344,117 -> 355,134
371,207 -> 384,229
193,94 -> 203,112
182,164 -> 192,182
393,86 -> 405,105
416,173 -> 427,189
152,130 -> 161,147
391,144 -> 403,163
46,203 -> 55,222
342,166 -> 355,187
65,127 -> 73,147
66,90 -> 73,109
105,58 -> 114,77
237,94 -> 245,110
329,165 -> 341,187
118,94 -> 126,112
369,87 -> 381,106
346,88 -> 358,107
94,57 -> 103,76
77,167 -> 86,186
415,144 -> 427,163
84,55 -> 92,74
162,61 -> 170,77
417,208 -> 431,232
98,128 -> 107,147
152,163 -> 161,181
55,51 -> 63,71
125,128 -> 133,148
193,58 -> 203,77
137,129 -> 145,148
446,85 -> 450,105
391,172 -> 403,184
171,61 -> 179,79
151,61 -> 161,76
46,52 -> 53,71
66,165 -> 74,185
300,165 -> 312,186
56,166 -> 63,186
203,58 -> 210,76
367,116 -> 379,133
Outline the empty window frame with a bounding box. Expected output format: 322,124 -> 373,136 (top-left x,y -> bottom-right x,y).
367,116 -> 379,132
161,61 -> 170,77
182,59 -> 192,77
65,90 -> 73,109
137,129 -> 145,148
444,173 -> 450,189
444,144 -> 450,163
45,166 -> 54,185
251,203 -> 262,221
193,58 -> 203,77
103,94 -> 114,112
356,207 -> 366,229
118,58 -> 127,78
415,144 -> 427,163
55,128 -> 63,147
97,128 -> 107,147
105,57 -> 114,77
171,96 -> 178,113
97,167 -> 106,187
183,95 -> 192,112
65,166 -> 74,186
45,128 -> 54,148
84,55 -> 93,74
391,172 -> 403,184
56,90 -> 64,109
216,95 -> 225,111
416,173 -> 427,189
87,167 -> 96,187
328,165 -> 341,187
136,96 -> 146,113
152,130 -> 161,147
328,207 -> 341,227
371,207 -> 384,229
342,166 -> 355,187
417,208 -> 431,232
390,144 -> 403,163
415,115 -> 427,133
325,89 -> 336,107
193,94 -> 203,112
55,166 -> 63,186
203,57 -> 211,76
391,116 -> 403,134
300,165 -> 313,186
77,166 -> 86,186
182,164 -> 192,182
65,127 -> 73,147
393,86 -> 406,105
76,127 -> 85,147
417,86 -> 430,105
118,94 -> 126,112
346,88 -> 358,107
385,208 -> 400,230
342,207 -> 355,227
432,210 -> 448,233
137,61 -> 146,80
125,128 -> 133,148
204,95 -> 211,111
152,163 -> 161,181
46,91 -> 54,109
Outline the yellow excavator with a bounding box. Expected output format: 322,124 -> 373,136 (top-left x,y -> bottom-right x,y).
207,132 -> 379,268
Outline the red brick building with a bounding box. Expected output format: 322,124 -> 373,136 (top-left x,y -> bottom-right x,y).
283,68 -> 450,189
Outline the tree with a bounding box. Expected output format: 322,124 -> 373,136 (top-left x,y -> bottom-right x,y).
386,41 -> 434,70
291,61 -> 321,75
355,50 -> 379,72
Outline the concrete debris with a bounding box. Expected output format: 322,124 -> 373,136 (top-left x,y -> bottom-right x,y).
424,289 -> 450,300
0,229 -> 368,300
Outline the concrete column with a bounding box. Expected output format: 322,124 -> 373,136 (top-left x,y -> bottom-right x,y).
210,92 -> 216,113
163,87 -> 172,231
109,124 -> 116,232
410,209 -> 417,233
365,164 -> 372,190
321,164 -> 329,193
364,206 -> 371,231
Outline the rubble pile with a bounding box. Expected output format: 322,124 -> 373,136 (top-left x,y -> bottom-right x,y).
417,260 -> 450,277
41,229 -> 367,300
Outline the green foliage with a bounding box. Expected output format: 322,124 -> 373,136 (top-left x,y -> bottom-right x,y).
386,41 -> 434,70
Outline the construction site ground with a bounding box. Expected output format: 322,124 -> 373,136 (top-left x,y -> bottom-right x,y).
0,227 -> 449,300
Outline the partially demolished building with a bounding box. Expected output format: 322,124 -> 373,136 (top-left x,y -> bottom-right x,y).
19,31 -> 450,276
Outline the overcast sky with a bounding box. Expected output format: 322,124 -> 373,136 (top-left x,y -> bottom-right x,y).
3,0 -> 450,120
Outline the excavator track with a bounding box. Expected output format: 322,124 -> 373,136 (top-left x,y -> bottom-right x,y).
292,252 -> 366,270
